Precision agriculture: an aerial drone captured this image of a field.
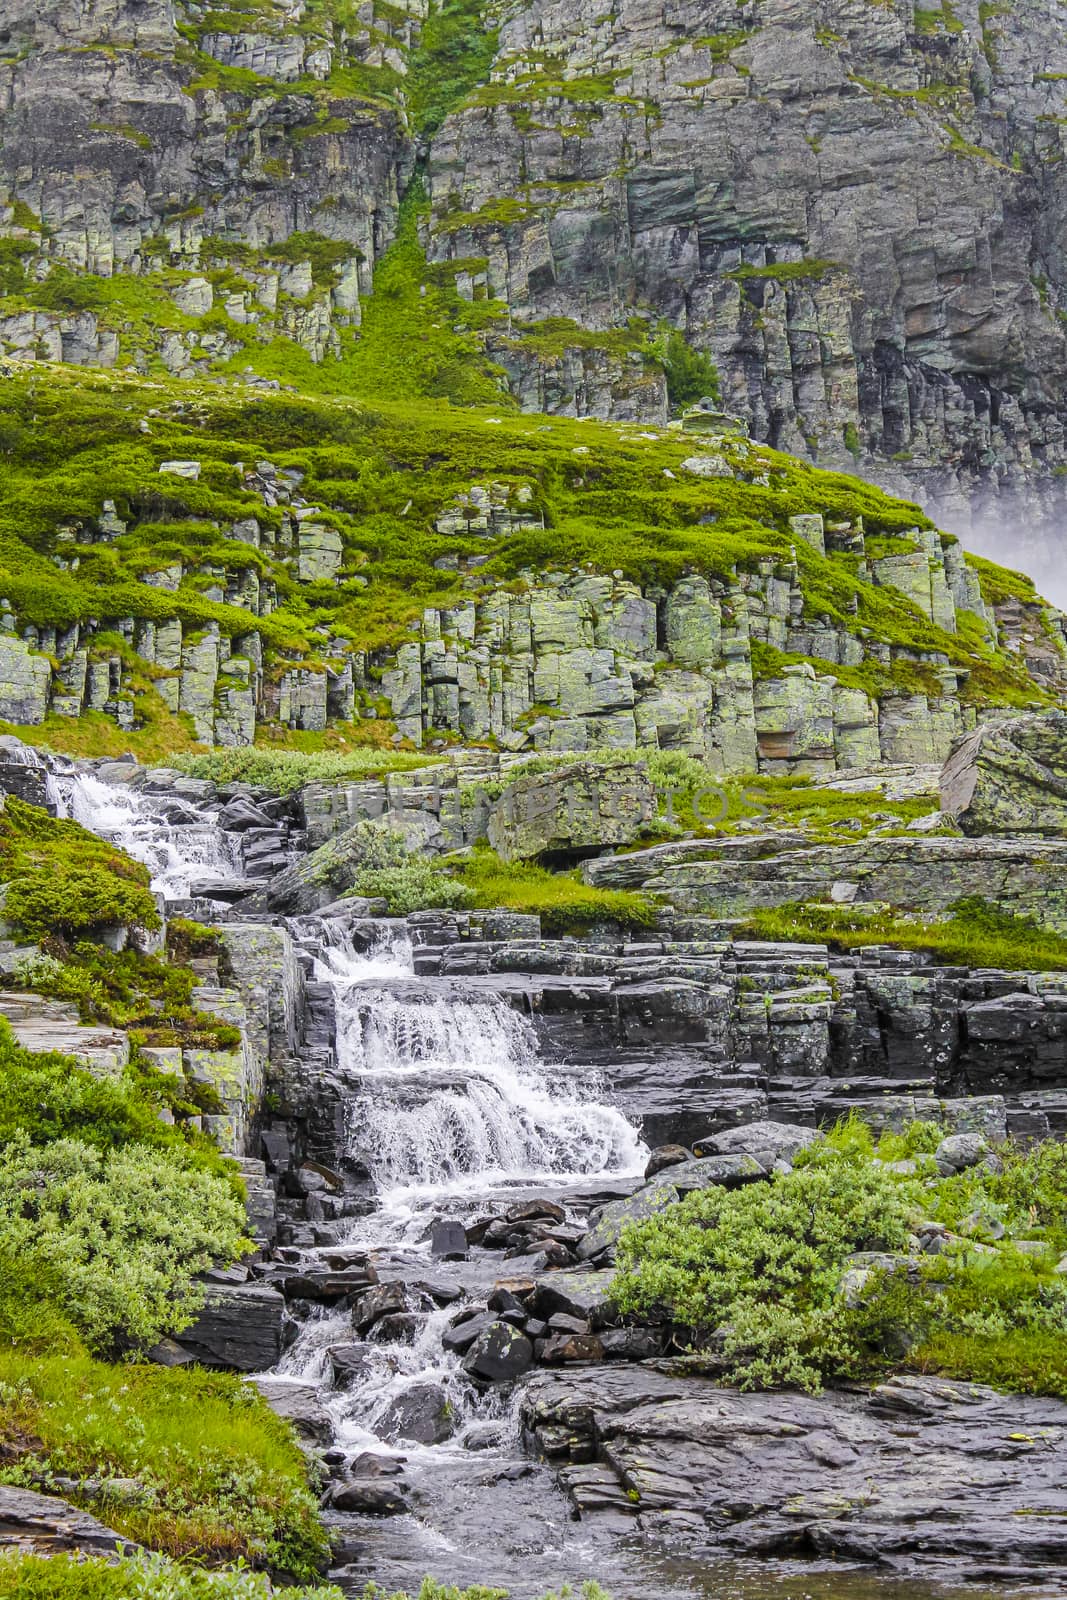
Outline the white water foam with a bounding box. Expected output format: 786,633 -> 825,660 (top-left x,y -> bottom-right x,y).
53,771 -> 242,898
312,923 -> 645,1238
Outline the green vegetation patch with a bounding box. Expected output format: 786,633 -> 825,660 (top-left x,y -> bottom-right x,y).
613,1119 -> 1067,1393
735,894 -> 1067,972
456,847 -> 658,934
0,1348 -> 328,1573
173,745 -> 439,792
0,795 -> 158,943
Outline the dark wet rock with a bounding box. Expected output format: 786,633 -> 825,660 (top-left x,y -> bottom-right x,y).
350,1452 -> 406,1478
377,1383 -> 456,1446
462,1320 -> 534,1383
531,1269 -> 618,1330
0,1483 -> 136,1558
536,1333 -> 605,1365
521,1367 -> 1067,1581
372,1312 -> 425,1344
281,1269 -> 376,1303
507,1199 -> 567,1225
692,1120 -> 821,1163
643,1144 -> 692,1179
330,1480 -> 408,1515
247,1377 -> 332,1444
488,1286 -> 529,1322
431,1218 -> 469,1260
599,1326 -> 664,1361
149,1283 -> 284,1372
576,1183 -> 681,1264
442,1312 -> 493,1355
351,1281 -> 411,1333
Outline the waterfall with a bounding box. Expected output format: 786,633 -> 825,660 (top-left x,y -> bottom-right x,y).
312,925 -> 645,1236
52,770 -> 242,898
36,760 -> 650,1537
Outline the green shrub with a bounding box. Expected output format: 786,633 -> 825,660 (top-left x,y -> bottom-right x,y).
655,327 -> 721,410
613,1123 -> 1067,1394
612,1144 -> 918,1389
172,747 -> 437,794
0,1133 -> 249,1350
0,1018 -> 232,1179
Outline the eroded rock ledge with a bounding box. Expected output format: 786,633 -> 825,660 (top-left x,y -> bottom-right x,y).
520,1365 -> 1067,1583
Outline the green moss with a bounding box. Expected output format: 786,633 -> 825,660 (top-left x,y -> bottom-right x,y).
728,259 -> 839,283
455,847 -> 658,934
406,0 -> 499,137
0,796 -> 159,943
735,895 -> 1067,972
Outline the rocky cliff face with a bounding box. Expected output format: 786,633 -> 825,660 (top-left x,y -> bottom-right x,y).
7,0 -> 1067,577
427,0 -> 1067,566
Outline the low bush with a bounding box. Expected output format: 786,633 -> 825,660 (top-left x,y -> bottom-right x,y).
0,1133 -> 249,1351
172,747 -> 437,794
612,1121 -> 1067,1394
0,1019 -> 233,1181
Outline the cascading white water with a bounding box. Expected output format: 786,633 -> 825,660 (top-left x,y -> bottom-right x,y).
313,924 -> 645,1234
53,771 -> 242,897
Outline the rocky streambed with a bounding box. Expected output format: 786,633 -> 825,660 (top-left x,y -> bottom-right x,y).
19,750 -> 1067,1600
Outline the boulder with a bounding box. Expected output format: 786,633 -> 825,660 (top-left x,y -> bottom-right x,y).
330,1479 -> 407,1515
531,1269 -> 618,1329
486,760 -> 656,863
376,1382 -> 456,1445
644,1144 -> 692,1179
934,1132 -> 989,1175
150,1283 -> 284,1372
247,1376 -> 332,1443
328,1343 -> 376,1387
462,1320 -> 534,1382
576,1183 -> 680,1263
431,1218 -> 469,1260
693,1120 -> 821,1163
941,712 -> 1067,835
266,819 -> 411,914
0,1483 -> 134,1557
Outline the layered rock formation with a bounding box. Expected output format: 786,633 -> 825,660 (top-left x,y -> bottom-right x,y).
7,0 -> 1067,574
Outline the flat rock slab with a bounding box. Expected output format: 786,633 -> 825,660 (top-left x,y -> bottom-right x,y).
521,1367 -> 1067,1581
0,1483 -> 134,1557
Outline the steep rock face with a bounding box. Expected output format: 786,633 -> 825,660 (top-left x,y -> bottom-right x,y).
0,0 -> 410,372
426,0 -> 1067,560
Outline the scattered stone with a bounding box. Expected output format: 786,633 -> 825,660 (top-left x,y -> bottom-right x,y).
377,1382 -> 456,1446
462,1321 -> 534,1383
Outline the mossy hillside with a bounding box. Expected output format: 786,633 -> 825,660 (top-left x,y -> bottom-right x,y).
0,798 -> 239,1047
0,364 -> 1050,715
0,1341 -> 330,1574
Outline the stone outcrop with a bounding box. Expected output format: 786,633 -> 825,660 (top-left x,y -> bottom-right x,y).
487,759 -> 656,861
426,0 -> 1067,572
585,830 -> 1067,931
520,1367 -> 1067,1581
0,1482 -> 134,1559
942,710 -> 1067,835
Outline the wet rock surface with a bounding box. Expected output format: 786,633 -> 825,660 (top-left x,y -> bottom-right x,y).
520,1366 -> 1067,1583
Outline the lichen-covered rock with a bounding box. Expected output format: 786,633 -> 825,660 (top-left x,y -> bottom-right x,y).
941,712 -> 1067,836
486,759 -> 656,861
0,636 -> 51,724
